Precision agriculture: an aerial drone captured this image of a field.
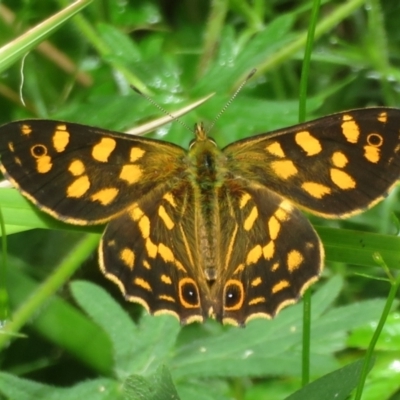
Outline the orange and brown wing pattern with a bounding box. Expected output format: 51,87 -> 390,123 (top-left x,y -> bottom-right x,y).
0,120 -> 186,224
223,108 -> 400,218
99,182 -> 212,325
213,184 -> 323,326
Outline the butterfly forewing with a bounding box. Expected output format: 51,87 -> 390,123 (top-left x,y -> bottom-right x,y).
0,120 -> 186,224
224,108 -> 400,218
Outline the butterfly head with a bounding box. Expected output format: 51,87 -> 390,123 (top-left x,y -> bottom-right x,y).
189,123 -> 218,150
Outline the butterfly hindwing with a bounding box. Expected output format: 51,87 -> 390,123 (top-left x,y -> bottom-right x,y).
213,184 -> 323,325
99,182 -> 212,324
224,108 -> 400,218
0,120 -> 186,224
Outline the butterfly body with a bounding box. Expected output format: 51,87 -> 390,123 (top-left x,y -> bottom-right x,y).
1,107 -> 399,325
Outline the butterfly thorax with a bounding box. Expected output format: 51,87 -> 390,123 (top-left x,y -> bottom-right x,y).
187,124 -> 227,284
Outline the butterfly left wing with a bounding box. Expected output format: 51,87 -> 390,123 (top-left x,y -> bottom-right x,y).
223,107 -> 400,218
0,120 -> 186,224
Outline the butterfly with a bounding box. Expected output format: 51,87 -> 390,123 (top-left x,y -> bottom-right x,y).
0,107 -> 399,325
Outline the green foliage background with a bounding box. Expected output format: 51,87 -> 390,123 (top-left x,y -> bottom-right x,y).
0,1 -> 400,399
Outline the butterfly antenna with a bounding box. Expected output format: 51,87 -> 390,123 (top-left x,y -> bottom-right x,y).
207,68 -> 257,133
131,85 -> 193,133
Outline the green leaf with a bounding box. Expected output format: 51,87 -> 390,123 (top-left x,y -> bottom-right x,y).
284,358 -> 374,400
70,281 -> 180,376
347,312 -> 400,351
0,374 -> 121,400
123,365 -> 180,400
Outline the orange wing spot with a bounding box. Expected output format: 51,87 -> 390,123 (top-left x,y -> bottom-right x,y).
233,263 -> 245,274
272,280 -> 290,293
246,245 -> 262,265
224,223 -> 238,272
14,157 -> 22,166
143,260 -> 151,270
106,239 -> 116,247
36,156 -> 52,173
129,205 -> 143,221
275,207 -> 288,221
119,164 -> 142,184
287,250 -> 304,272
174,260 -> 186,272
158,205 -> 175,230
279,200 -> 293,212
161,274 -> 172,284
263,241 -> 274,260
134,278 -> 152,292
271,262 -> 279,271
158,295 -> 175,302
251,277 -> 262,287
266,141 -> 285,157
67,175 -> 90,198
92,137 -> 116,162
331,151 -> 348,168
91,187 -> 119,205
138,215 -> 150,238
248,297 -> 266,306
301,182 -> 332,199
268,215 -> 280,240
163,192 -> 177,208
377,112 -> 387,123
8,142 -> 14,152
271,160 -> 298,179
158,243 -> 174,263
120,248 -> 135,269
363,146 -> 380,163
341,115 -> 360,143
146,238 -> 158,258
295,131 -> 322,156
53,127 -> 70,152
179,224 -> 195,268
244,206 -> 258,231
68,160 -> 85,176
330,168 -> 356,189
21,124 -> 32,135
130,147 -> 146,162
239,192 -> 251,209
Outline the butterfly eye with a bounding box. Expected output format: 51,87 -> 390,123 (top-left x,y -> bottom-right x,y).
178,278 -> 200,308
223,280 -> 244,311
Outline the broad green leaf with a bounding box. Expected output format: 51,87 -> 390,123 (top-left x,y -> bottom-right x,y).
123,365 -> 180,400
285,358 -> 374,400
0,374 -> 120,400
